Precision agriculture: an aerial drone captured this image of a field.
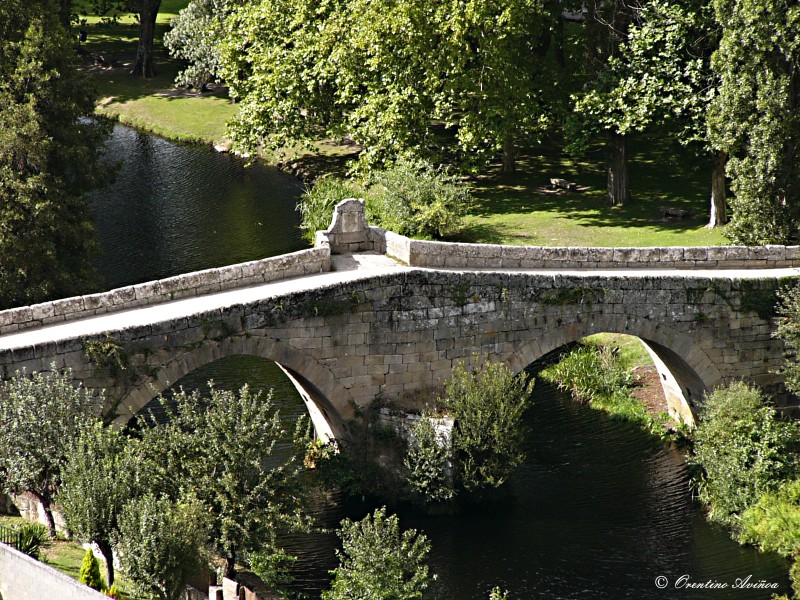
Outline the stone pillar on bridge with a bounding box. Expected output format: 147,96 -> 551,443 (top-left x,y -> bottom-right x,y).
317,198 -> 372,254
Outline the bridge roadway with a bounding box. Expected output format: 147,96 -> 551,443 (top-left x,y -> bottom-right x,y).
1,252 -> 798,353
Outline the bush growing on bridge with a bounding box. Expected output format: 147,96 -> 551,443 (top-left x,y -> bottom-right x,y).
297,176 -> 363,243
444,360 -> 534,492
404,416 -> 457,503
690,382 -> 800,528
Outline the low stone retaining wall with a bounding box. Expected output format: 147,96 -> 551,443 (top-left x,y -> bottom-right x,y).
0,543 -> 107,600
0,247 -> 330,336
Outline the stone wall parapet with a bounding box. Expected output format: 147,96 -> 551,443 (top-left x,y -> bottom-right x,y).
0,247 -> 330,336
374,233 -> 800,271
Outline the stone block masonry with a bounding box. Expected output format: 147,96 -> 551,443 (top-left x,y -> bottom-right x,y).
0,247 -> 330,336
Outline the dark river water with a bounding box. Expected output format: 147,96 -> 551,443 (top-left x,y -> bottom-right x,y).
89,125 -> 790,599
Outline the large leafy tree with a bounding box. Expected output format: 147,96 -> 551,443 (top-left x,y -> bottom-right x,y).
708,0 -> 800,244
571,0 -> 641,205
146,384 -> 309,578
220,0 -> 557,172
163,0 -> 227,89
59,423 -> 137,586
580,0 -> 727,226
0,0 -> 109,308
0,369 -> 100,537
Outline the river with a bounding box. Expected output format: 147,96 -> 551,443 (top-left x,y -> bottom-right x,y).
88,124 -> 790,598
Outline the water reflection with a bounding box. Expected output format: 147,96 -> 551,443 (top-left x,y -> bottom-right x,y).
89,124 -> 305,290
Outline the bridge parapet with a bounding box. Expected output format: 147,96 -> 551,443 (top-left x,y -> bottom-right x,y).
317,198 -> 800,269
0,247 -> 330,336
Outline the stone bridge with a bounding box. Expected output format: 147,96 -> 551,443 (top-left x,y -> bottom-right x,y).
1,200 -> 799,439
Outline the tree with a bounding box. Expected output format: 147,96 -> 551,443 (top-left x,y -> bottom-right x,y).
571,0 -> 640,205
59,423 -> 136,587
0,369 -> 100,537
130,0 -> 163,78
690,382 -> 800,527
115,494 -> 207,600
586,0 -> 728,226
147,384 -> 309,578
220,0 -> 558,172
323,507 -> 433,600
0,0 -> 110,308
776,284 -> 800,395
707,0 -> 800,244
443,361 -> 534,491
163,0 -> 226,89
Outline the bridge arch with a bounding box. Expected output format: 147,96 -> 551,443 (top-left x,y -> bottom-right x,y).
111,335 -> 354,440
506,313 -> 723,424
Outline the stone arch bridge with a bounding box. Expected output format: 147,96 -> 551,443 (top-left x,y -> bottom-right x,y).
1,200 -> 799,439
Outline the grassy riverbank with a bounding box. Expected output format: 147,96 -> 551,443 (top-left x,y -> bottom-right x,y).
79,1 -> 726,248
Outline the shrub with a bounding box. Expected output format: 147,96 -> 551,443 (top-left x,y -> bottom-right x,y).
738,478 -> 800,557
297,176 -> 362,243
79,548 -> 105,591
103,583 -> 122,599
444,360 -> 534,491
368,156 -> 473,239
404,416 -> 457,503
323,507 -> 433,600
690,382 -> 800,527
14,522 -> 48,560
540,343 -> 636,403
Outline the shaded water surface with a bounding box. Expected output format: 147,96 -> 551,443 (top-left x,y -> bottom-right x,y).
91,126 -> 790,598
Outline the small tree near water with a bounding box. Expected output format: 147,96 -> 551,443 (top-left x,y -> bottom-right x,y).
323,507 -> 433,600
444,361 -> 534,491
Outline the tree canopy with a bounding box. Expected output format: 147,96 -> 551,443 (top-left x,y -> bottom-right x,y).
0,0 -> 110,308
0,369 -> 100,537
708,0 -> 800,244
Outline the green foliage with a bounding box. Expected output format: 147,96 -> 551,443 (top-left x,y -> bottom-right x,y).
248,550 -> 296,593
103,582 -> 122,599
708,0 -> 800,244
59,422 -> 136,586
12,522 -> 49,559
0,368 -> 100,536
489,587 -> 509,600
297,176 -> 362,243
540,343 -> 636,403
690,382 -> 800,527
139,383 -> 310,577
163,0 -> 226,89
367,157 -> 473,239
444,361 -> 534,491
775,284 -> 800,395
84,337 -> 130,378
403,416 -> 456,504
739,478 -> 800,557
0,0 -> 111,308
79,548 -> 106,591
323,507 -> 433,600
115,494 -> 207,600
219,0 -> 557,171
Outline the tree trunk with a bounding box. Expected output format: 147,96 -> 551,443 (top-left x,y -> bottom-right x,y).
502,134 -> 516,174
97,538 -> 115,587
707,149 -> 728,229
30,491 -> 57,538
607,132 -> 630,205
130,0 -> 162,78
59,0 -> 72,28
224,554 -> 236,579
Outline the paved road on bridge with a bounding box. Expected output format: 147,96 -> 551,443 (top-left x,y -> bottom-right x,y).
1,252 -> 799,351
